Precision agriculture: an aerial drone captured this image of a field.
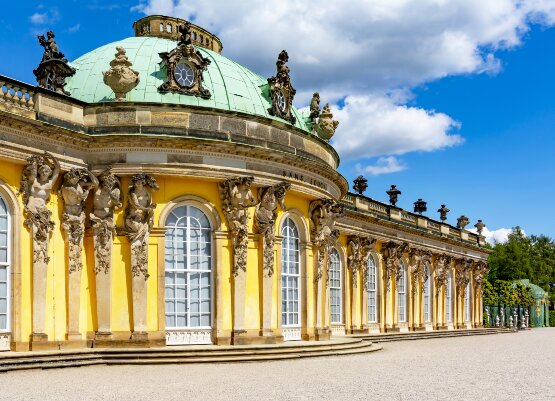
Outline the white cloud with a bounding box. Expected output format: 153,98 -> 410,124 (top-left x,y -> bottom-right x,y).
133,0 -> 555,171
356,156 -> 407,176
67,24 -> 81,33
29,13 -> 48,24
469,227 -> 523,245
331,95 -> 463,160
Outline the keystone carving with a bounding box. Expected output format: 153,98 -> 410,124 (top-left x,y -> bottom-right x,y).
219,176 -> 257,276
34,31 -> 76,95
267,50 -> 296,124
381,241 -> 409,292
309,199 -> 344,284
348,236 -> 376,290
158,22 -> 211,98
254,181 -> 291,277
103,46 -> 140,101
125,174 -> 159,279
60,168 -> 98,273
90,168 -> 122,274
313,103 -> 339,141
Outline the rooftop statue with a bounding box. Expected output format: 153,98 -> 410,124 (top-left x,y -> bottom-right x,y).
33,30 -> 75,95
352,175 -> 368,195
313,103 -> 339,141
267,50 -> 296,124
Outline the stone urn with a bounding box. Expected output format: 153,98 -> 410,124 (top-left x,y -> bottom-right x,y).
314,103 -> 339,141
103,46 -> 140,101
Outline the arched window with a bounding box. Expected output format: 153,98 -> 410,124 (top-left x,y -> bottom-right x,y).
423,265 -> 431,323
465,282 -> 470,321
160,23 -> 164,32
166,24 -> 172,33
367,255 -> 378,323
329,249 -> 342,324
446,271 -> 452,322
164,205 -> 212,329
397,261 -> 407,323
0,196 -> 9,332
281,218 -> 300,330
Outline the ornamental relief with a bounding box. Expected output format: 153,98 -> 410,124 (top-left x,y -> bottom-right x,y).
254,181 -> 290,277
348,235 -> 376,290
219,176 -> 257,276
381,241 -> 409,292
455,258 -> 474,297
433,254 -> 453,296
309,198 -> 344,284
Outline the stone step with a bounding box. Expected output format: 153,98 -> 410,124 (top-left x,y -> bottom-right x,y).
0,339 -> 381,373
350,328 -> 512,343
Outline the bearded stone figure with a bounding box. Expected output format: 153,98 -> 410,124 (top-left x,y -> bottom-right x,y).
19,151 -> 60,341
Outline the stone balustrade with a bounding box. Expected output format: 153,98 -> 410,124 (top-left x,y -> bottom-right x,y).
0,77 -> 35,112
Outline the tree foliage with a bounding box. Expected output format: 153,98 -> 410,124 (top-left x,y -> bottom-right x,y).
487,227 -> 555,305
483,278 -> 534,307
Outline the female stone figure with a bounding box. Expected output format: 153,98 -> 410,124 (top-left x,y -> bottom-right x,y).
19,151 -> 60,340
124,173 -> 158,340
125,173 -> 159,278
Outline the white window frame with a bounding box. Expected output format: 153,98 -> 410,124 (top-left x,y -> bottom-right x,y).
0,196 -> 10,333
367,255 -> 378,323
281,218 -> 300,328
329,249 -> 342,324
446,272 -> 452,322
397,261 -> 407,323
164,205 -> 213,330
423,266 -> 431,323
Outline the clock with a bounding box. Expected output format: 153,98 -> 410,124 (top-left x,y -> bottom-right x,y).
174,61 -> 195,88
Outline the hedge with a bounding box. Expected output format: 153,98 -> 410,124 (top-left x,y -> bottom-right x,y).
550,311 -> 555,328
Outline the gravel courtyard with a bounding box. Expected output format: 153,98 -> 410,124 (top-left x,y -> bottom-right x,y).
1,328 -> 554,401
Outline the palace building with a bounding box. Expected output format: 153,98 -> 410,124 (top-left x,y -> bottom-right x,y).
0,15 -> 489,351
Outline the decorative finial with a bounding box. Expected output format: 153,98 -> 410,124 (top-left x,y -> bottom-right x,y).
103,47 -> 140,101
353,175 -> 368,195
313,103 -> 339,141
413,198 -> 427,215
386,185 -> 401,207
456,215 -> 469,230
310,92 -> 320,123
437,204 -> 450,222
474,219 -> 485,235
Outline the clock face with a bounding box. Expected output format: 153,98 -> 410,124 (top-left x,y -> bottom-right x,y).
276,90 -> 286,112
174,61 -> 195,88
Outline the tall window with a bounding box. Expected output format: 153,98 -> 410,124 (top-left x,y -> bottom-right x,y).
367,255 -> 377,323
0,196 -> 9,332
446,272 -> 452,322
281,218 -> 300,327
165,205 -> 212,329
329,249 -> 342,324
465,282 -> 471,321
423,266 -> 431,323
397,261 -> 406,323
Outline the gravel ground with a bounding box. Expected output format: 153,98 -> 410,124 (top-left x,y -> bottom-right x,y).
1,328 -> 554,401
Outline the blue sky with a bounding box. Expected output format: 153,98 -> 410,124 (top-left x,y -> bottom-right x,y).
1,1 -> 554,240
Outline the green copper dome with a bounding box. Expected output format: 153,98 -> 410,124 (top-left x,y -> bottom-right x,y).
66,36 -> 310,131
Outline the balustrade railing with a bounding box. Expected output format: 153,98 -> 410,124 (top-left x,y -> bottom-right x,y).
0,76 -> 36,112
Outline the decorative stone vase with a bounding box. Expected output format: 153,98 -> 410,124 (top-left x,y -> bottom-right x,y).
103,46 -> 140,101
314,103 -> 339,141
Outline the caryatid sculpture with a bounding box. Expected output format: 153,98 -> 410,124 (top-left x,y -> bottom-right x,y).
254,181 -> 291,277
348,236 -> 376,290
19,152 -> 60,341
90,168 -> 122,340
60,167 -> 97,341
219,176 -> 258,276
381,241 -> 409,292
125,173 -> 158,340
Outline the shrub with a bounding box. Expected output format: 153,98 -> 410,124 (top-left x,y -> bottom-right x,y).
550,311 -> 555,328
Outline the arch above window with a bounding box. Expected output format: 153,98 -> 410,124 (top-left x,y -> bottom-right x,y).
158,194 -> 221,231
